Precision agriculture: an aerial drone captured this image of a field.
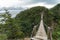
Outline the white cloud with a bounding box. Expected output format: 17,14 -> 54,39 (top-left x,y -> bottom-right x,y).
20,0 -> 60,8
0,0 -> 60,8
0,0 -> 31,7
22,3 -> 56,9
0,0 -> 22,7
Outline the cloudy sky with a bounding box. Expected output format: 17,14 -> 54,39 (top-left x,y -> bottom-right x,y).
0,0 -> 60,8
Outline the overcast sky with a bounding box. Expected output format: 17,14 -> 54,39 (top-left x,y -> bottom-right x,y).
0,0 -> 60,8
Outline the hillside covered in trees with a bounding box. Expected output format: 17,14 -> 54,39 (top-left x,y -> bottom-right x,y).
0,4 -> 60,40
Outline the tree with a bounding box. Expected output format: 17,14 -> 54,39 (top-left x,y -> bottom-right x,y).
15,6 -> 51,37
50,4 -> 60,40
0,9 -> 24,39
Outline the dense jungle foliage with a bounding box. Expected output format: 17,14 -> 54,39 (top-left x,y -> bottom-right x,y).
0,4 -> 60,40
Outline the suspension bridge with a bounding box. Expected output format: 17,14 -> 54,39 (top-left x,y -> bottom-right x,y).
30,12 -> 53,40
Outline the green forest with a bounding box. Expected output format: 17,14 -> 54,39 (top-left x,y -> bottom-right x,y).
0,4 -> 60,40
